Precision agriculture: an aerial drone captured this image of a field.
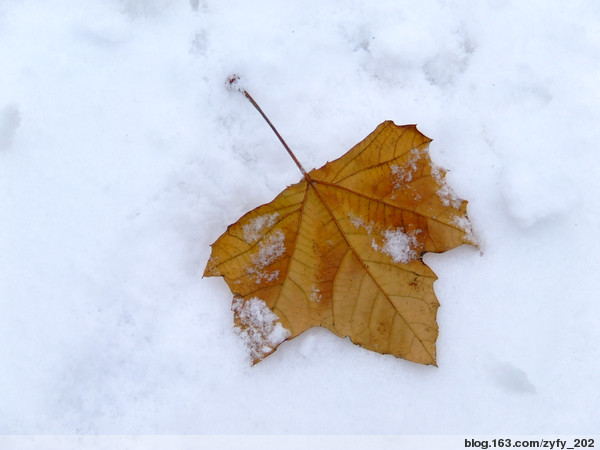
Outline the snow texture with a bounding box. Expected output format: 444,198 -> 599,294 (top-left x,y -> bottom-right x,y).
1,0 -> 599,435
391,148 -> 422,186
243,212 -> 279,244
247,229 -> 285,283
310,286 -> 322,303
349,214 -> 373,233
373,228 -> 420,264
232,296 -> 290,362
0,103 -> 21,150
432,165 -> 462,208
352,214 -> 420,264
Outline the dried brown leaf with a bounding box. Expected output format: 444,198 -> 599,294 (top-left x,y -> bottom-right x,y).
205,121 -> 474,365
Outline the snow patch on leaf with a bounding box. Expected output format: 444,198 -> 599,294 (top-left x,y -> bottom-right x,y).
431,165 -> 461,208
350,215 -> 421,263
251,230 -> 285,267
310,286 -> 322,303
349,214 -> 373,233
373,228 -> 420,263
232,296 -> 290,361
242,212 -> 279,244
453,214 -> 475,244
248,269 -> 280,284
391,148 -> 423,187
247,230 -> 285,283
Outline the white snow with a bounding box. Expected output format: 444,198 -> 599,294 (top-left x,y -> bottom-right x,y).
251,230 -> 285,268
232,296 -> 290,361
242,212 -> 279,244
373,228 -> 420,264
351,215 -> 420,263
310,286 -> 322,303
0,103 -> 21,150
348,214 -> 373,233
391,148 -> 422,186
247,229 -> 285,283
453,214 -> 476,245
432,164 -> 462,208
1,0 -> 599,436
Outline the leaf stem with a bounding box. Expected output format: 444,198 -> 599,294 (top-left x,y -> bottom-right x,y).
241,89 -> 310,181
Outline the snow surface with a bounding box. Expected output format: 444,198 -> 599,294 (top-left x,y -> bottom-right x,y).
2,0 -> 600,435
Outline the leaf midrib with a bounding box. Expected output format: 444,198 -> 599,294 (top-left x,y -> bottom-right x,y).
306,176 -> 437,363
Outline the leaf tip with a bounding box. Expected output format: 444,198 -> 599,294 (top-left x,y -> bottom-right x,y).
203,253 -> 220,278
386,121 -> 434,146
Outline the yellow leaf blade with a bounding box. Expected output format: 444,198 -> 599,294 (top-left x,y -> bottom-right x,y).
205,121 -> 474,365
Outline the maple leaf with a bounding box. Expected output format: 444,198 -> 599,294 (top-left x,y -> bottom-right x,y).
205,86 -> 474,365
